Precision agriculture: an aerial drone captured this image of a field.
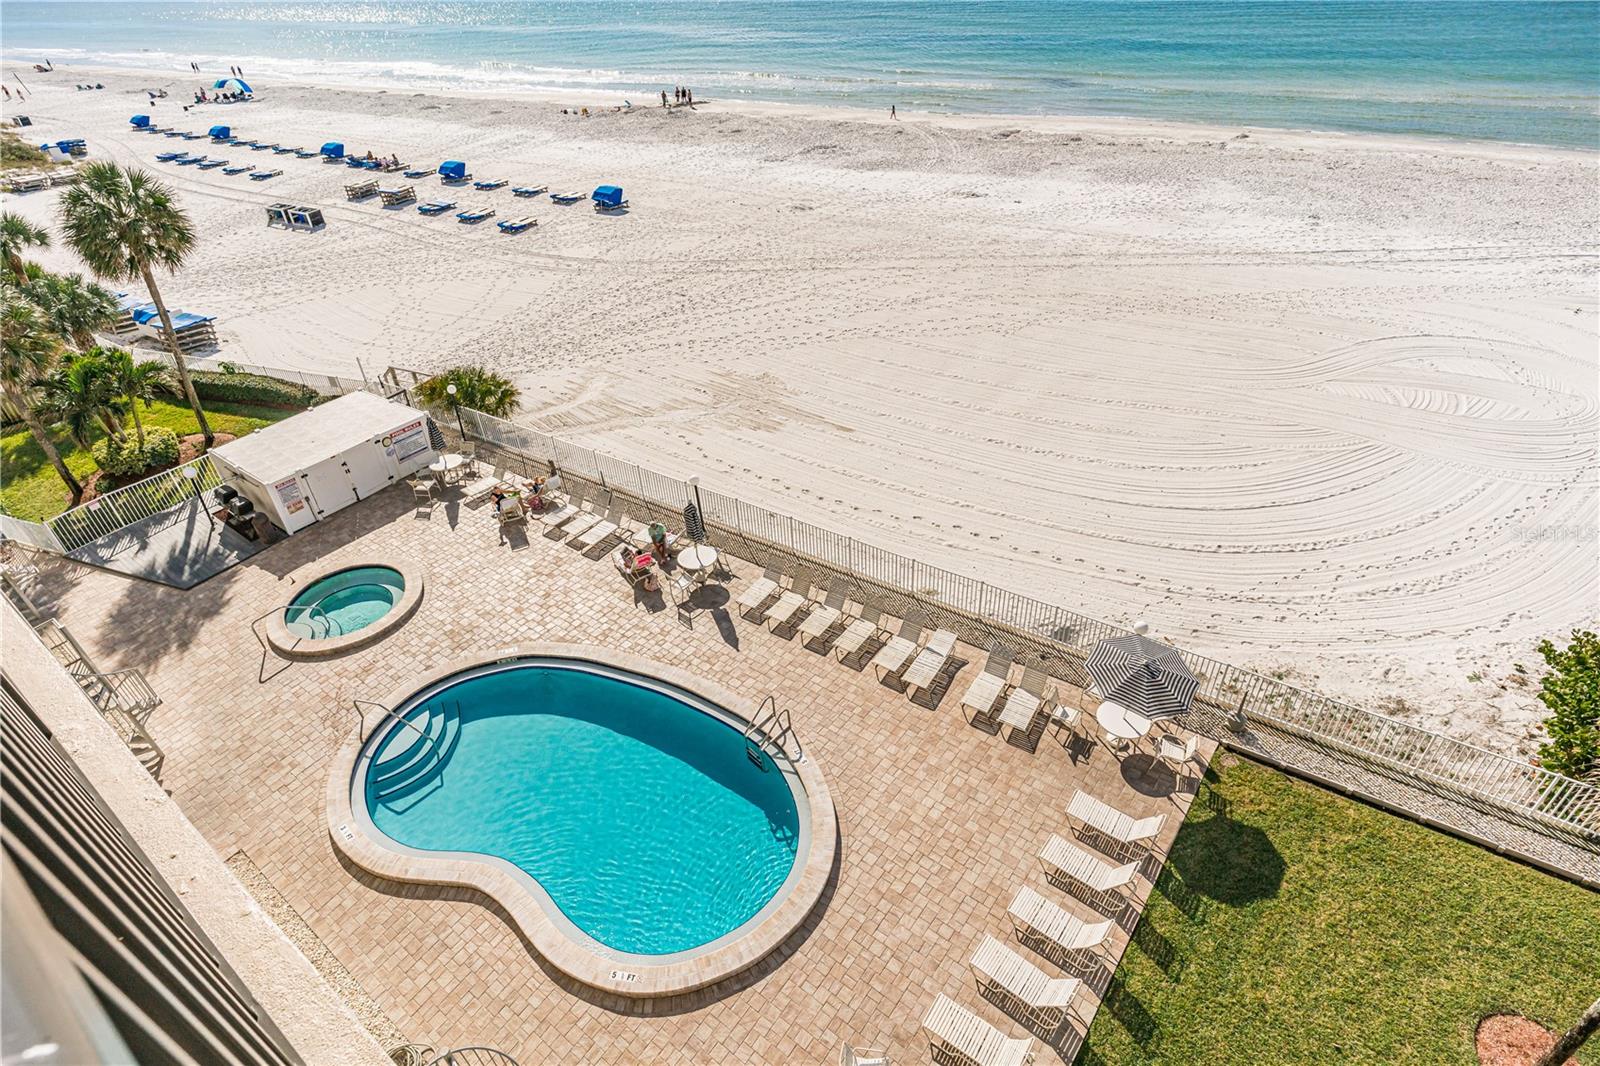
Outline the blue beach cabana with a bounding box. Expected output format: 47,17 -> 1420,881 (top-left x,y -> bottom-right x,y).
439,160 -> 468,181
130,114 -> 151,129
592,185 -> 628,211
213,77 -> 253,94
208,125 -> 231,140
320,142 -> 345,159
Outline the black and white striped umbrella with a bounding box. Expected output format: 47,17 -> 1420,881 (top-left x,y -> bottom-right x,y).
1086,631 -> 1198,721
682,501 -> 706,544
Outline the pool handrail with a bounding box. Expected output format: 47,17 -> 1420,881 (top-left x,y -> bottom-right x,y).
744,694 -> 803,765
352,697 -> 433,743
249,601 -> 333,682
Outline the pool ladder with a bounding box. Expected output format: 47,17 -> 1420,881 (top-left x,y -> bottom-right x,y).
744,695 -> 802,769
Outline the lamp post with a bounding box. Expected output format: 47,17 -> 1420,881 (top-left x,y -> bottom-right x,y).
446,381 -> 465,440
183,465 -> 214,530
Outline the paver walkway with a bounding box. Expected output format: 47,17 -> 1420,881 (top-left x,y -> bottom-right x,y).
28,483 -> 1209,1064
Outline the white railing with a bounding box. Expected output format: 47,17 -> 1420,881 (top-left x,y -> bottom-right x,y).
47,456 -> 221,554
0,512 -> 66,554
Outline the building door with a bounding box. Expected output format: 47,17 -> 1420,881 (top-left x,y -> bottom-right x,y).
301,456 -> 357,518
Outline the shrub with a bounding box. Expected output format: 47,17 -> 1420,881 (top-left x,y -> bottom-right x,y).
89,426 -> 180,477
167,369 -> 319,409
1536,630 -> 1600,780
415,365 -> 520,418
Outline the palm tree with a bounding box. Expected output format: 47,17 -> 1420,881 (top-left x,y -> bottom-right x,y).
415,365 -> 522,418
104,346 -> 171,449
56,162 -> 212,447
23,270 -> 121,352
0,290 -> 83,504
39,351 -> 124,448
0,212 -> 50,285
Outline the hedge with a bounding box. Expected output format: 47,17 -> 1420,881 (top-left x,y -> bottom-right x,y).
168,369 -> 320,409
90,427 -> 180,477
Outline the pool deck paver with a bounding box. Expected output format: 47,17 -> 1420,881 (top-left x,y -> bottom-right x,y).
27,483 -> 1211,1065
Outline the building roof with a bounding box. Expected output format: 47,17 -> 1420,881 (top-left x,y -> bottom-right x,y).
210,391 -> 423,484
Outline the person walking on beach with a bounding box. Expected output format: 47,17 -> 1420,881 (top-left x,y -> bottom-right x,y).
890,104 -> 897,119
661,89 -> 668,108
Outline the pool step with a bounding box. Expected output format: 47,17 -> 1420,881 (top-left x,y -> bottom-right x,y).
370,704 -> 445,781
372,703 -> 462,806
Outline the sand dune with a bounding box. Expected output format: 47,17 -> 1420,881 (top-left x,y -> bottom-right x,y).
6,65 -> 1596,756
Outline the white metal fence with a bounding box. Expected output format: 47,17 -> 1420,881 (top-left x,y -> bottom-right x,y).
0,513 -> 65,554
46,456 -> 221,554
438,402 -> 1600,861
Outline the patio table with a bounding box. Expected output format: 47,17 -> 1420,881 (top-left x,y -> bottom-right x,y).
1095,699 -> 1153,752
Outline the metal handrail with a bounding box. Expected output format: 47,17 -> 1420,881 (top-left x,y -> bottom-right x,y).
249,602 -> 333,682
352,698 -> 432,743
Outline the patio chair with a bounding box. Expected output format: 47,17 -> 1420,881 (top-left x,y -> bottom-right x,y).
970,933 -> 1081,1031
736,568 -> 783,614
1007,886 -> 1114,972
959,644 -> 1014,723
832,603 -> 884,661
669,569 -> 704,625
902,628 -> 958,697
574,505 -> 623,551
1156,734 -> 1201,772
495,495 -> 525,524
999,666 -> 1054,745
1066,791 -> 1166,859
839,1043 -> 889,1066
763,575 -> 810,631
459,443 -> 478,477
922,993 -> 1034,1066
870,612 -> 928,678
409,477 -> 434,511
797,582 -> 848,642
1039,834 -> 1140,912
559,498 -> 605,539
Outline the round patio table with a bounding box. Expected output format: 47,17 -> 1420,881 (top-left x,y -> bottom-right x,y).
678,544 -> 719,574
1096,699 -> 1153,751
428,453 -> 466,484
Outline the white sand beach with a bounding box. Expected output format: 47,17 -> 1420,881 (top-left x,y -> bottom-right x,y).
5,64 -> 1597,757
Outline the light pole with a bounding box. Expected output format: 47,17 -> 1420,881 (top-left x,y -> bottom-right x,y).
445,381 -> 465,440
183,465 -> 214,530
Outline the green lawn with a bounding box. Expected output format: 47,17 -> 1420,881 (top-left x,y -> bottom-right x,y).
1,398 -> 297,521
1082,758 -> 1600,1066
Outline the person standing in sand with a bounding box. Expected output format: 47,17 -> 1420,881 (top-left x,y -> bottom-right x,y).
890,104 -> 897,119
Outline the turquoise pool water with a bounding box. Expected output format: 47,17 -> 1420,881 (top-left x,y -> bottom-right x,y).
288,565 -> 403,639
360,662 -> 802,957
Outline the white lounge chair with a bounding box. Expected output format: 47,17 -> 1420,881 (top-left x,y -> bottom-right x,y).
1066,790 -> 1166,859
1157,734 -> 1201,772
495,495 -> 525,524
798,582 -> 848,642
999,666 -> 1054,745
832,603 -> 883,661
763,577 -> 810,630
1007,886 -> 1114,972
1039,834 -> 1140,910
574,505 -> 622,550
960,645 -> 1014,723
737,568 -> 783,614
540,493 -> 580,528
970,933 -> 1081,1030
839,1043 -> 889,1066
559,499 -> 605,539
870,612 -> 927,677
922,993 -> 1034,1066
903,628 -> 958,697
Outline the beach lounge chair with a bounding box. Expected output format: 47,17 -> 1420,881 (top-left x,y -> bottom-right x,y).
345,179 -> 378,200
416,200 -> 456,215
922,993 -> 1034,1066
403,167 -> 436,179
960,645 -> 1014,724
379,185 -> 417,207
832,604 -> 883,661
902,628 -> 958,698
179,131 -> 205,140
473,178 -> 507,190
870,612 -> 928,678
273,145 -> 301,154
550,190 -> 587,204
559,499 -> 606,539
380,160 -> 408,172
762,576 -> 812,631
196,159 -> 227,169
175,155 -> 207,166
512,184 -> 548,197
155,151 -> 187,162
1039,835 -> 1140,912
797,582 -> 848,643
497,216 -> 536,234
1156,734 -> 1202,773
540,494 -> 581,529
970,933 -> 1081,1031
456,207 -> 495,223
592,184 -> 628,211
998,666 -> 1054,746
249,169 -> 283,180
295,149 -> 319,158
736,568 -> 784,615
839,1044 -> 888,1066
250,142 -> 277,151
1066,791 -> 1166,859
163,130 -> 185,138
222,165 -> 251,175
1007,885 -> 1114,972
574,506 -> 624,551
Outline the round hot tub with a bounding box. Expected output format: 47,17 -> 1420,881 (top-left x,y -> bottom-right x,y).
266,560 -> 423,658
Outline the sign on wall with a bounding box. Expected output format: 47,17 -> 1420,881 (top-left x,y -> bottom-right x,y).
387,419 -> 429,463
274,476 -> 306,516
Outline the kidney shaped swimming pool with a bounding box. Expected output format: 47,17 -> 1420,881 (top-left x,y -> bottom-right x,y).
355,658 -> 808,960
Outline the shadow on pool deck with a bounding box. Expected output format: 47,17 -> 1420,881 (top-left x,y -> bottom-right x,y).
66,498 -> 277,589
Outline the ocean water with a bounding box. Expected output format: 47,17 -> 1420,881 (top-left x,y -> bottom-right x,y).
4,1 -> 1597,147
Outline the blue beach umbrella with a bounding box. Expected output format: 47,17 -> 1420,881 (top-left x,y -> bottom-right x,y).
213,77 -> 252,94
